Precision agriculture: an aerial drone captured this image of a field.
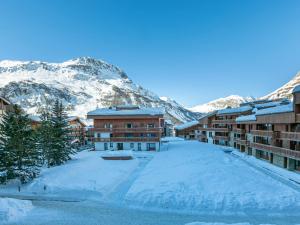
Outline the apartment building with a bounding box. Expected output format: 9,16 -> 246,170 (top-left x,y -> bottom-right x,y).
0,97 -> 11,118
197,87 -> 300,172
87,105 -> 165,151
175,120 -> 199,139
68,116 -> 87,146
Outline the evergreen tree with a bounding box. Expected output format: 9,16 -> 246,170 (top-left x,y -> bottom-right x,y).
0,105 -> 40,184
36,108 -> 53,166
49,99 -> 74,166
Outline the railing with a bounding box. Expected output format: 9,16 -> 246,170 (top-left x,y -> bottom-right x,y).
198,127 -> 229,132
212,135 -> 229,141
89,127 -> 163,133
296,114 -> 300,122
250,142 -> 300,160
279,131 -> 300,140
212,119 -> 236,124
250,130 -> 274,137
236,139 -> 249,146
233,128 -> 246,134
93,137 -> 160,142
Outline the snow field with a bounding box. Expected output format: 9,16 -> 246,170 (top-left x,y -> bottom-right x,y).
0,198 -> 33,223
124,141 -> 300,214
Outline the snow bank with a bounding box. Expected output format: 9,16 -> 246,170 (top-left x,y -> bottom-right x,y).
161,137 -> 184,142
175,121 -> 198,130
102,150 -> 134,157
26,150 -> 139,197
184,223 -> 275,225
0,198 -> 33,223
125,141 -> 300,214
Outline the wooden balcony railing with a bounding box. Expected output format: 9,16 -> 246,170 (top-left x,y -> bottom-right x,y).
198,127 -> 229,132
89,127 -> 163,133
233,128 -> 246,134
212,119 -> 236,124
212,135 -> 229,141
279,131 -> 300,140
296,114 -> 300,122
93,137 -> 160,142
250,142 -> 300,160
250,130 -> 275,137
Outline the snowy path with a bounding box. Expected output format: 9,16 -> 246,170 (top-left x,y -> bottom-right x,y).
4,199 -> 300,225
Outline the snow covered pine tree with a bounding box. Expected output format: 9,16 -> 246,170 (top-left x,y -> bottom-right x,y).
0,105 -> 40,184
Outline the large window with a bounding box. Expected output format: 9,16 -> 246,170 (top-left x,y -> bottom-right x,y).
147,143 -> 156,151
130,143 -> 134,148
126,123 -> 133,128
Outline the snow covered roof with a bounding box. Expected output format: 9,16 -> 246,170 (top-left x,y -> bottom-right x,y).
217,106 -> 252,115
292,85 -> 300,94
87,107 -> 165,117
236,114 -> 256,122
0,96 -> 11,105
255,103 -> 293,116
175,120 -> 198,130
68,116 -> 86,126
28,115 -> 41,122
254,99 -> 290,110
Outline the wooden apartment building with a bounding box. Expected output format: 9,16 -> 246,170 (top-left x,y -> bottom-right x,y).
195,87 -> 300,172
87,105 -> 165,151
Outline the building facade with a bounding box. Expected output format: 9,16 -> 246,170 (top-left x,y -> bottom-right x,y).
87,105 -> 165,151
175,121 -> 199,140
197,87 -> 300,172
0,97 -> 11,118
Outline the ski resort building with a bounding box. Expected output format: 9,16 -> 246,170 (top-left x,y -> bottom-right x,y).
174,120 -> 199,140
0,97 -> 11,118
87,105 -> 165,151
196,86 -> 300,172
68,116 -> 87,146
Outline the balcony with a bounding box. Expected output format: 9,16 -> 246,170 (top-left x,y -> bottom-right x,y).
212,119 -> 236,124
233,128 -> 246,134
90,127 -> 163,133
279,131 -> 300,140
296,114 -> 300,122
93,137 -> 160,142
235,139 -> 249,146
250,142 -> 300,160
250,130 -> 275,137
213,135 -> 229,141
198,127 -> 229,132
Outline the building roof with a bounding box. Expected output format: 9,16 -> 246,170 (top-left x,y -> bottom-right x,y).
68,116 -> 86,126
217,106 -> 252,115
236,114 -> 256,122
175,120 -> 198,130
0,96 -> 11,105
292,85 -> 300,94
87,107 -> 165,117
28,115 -> 41,122
255,103 -> 294,116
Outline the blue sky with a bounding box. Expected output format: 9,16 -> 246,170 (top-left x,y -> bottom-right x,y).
1,0 -> 300,107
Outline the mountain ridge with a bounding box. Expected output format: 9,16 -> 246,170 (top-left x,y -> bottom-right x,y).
0,57 -> 199,124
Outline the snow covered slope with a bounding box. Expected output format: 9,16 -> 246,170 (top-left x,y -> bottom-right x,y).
189,95 -> 253,113
263,71 -> 300,100
0,57 -> 197,123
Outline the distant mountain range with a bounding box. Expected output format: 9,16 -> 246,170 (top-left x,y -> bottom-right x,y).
190,71 -> 300,113
189,95 -> 254,113
0,57 -> 199,124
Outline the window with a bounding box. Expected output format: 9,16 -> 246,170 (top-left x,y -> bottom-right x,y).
97,133 -> 101,138
130,143 -> 134,148
110,143 -> 113,148
104,143 -> 108,150
147,133 -> 156,137
209,132 -> 212,138
147,143 -> 156,151
140,133 -> 144,137
126,123 -> 133,128
138,143 -> 141,151
147,123 -> 155,128
125,133 -> 133,138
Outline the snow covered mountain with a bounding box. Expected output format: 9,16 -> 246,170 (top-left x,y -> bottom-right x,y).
263,71 -> 300,100
0,57 -> 198,123
189,95 -> 254,113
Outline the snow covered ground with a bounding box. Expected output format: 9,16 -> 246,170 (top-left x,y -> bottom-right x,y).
125,141 -> 300,215
0,198 -> 33,223
1,140 -> 300,224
